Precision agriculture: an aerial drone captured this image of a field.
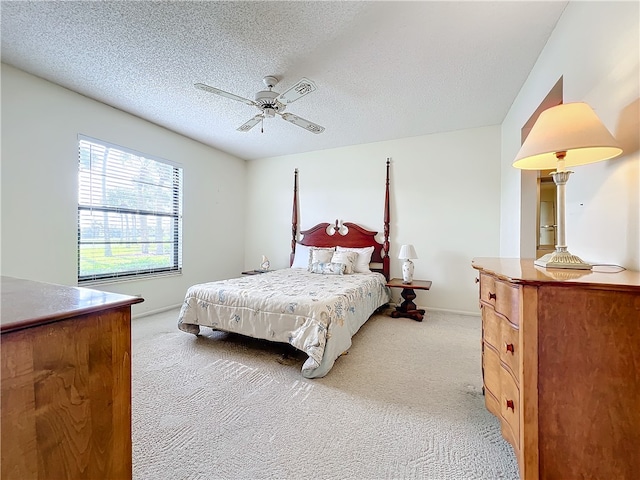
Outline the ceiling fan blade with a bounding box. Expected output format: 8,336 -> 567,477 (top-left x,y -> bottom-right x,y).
280,113 -> 325,134
194,83 -> 255,106
277,78 -> 317,104
237,115 -> 263,132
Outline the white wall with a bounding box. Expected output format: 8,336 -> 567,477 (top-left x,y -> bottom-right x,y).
501,1 -> 640,269
245,126 -> 502,314
1,64 -> 247,317
7,2 -> 633,319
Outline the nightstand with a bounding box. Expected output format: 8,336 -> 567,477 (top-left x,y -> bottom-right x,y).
385,278 -> 432,322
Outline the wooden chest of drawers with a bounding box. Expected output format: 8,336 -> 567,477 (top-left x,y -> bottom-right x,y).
472,258 -> 640,480
1,277 -> 143,480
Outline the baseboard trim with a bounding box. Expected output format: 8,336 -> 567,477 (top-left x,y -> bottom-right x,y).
137,304 -> 480,321
132,303 -> 182,320
425,306 -> 480,317
389,302 -> 480,317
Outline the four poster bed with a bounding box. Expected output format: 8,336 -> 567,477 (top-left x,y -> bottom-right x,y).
178,160 -> 392,378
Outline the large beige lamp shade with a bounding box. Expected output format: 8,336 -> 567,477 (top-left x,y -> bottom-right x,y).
514,102 -> 622,169
513,102 -> 622,270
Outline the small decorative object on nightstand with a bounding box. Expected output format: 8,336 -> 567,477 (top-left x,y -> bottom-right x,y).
398,244 -> 417,284
260,255 -> 270,270
386,277 -> 431,322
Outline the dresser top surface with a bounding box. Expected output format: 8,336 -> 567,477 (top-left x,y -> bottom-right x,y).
1,276 -> 144,333
472,258 -> 640,290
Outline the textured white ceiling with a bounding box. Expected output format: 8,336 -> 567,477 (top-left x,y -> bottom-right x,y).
1,1 -> 567,161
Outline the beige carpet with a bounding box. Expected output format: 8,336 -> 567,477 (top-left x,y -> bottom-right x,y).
131,308 -> 518,480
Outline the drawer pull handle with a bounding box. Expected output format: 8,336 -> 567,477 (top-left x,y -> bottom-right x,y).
489,292 -> 496,300
505,343 -> 515,354
475,277 -> 479,284
506,399 -> 515,411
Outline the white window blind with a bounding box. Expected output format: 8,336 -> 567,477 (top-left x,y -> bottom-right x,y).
78,135 -> 183,283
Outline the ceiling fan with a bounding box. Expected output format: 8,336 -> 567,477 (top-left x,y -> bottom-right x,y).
195,76 -> 325,134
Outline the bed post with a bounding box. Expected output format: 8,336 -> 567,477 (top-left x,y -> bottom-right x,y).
290,168 -> 299,266
383,158 -> 390,279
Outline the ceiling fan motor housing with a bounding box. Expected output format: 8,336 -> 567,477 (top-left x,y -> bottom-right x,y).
255,89 -> 285,116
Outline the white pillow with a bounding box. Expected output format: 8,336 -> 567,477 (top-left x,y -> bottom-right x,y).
336,246 -> 375,273
291,244 -> 312,268
310,247 -> 335,267
331,250 -> 358,274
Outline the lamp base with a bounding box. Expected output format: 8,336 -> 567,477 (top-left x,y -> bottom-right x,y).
534,250 -> 592,270
402,259 -> 414,284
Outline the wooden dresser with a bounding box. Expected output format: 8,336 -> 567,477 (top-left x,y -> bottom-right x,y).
471,258 -> 640,480
1,276 -> 143,480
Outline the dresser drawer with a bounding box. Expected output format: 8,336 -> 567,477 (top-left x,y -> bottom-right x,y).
479,275 -> 520,325
482,307 -> 500,350
483,346 -> 501,402
495,280 -> 520,325
479,273 -> 496,305
484,386 -> 500,418
500,320 -> 519,382
500,370 -> 520,451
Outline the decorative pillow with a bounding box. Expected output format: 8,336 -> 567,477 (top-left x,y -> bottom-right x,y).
309,247 -> 335,267
309,262 -> 345,275
336,246 -> 375,273
291,244 -> 312,269
330,251 -> 358,274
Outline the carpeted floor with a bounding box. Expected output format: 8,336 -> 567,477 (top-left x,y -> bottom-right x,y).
131,308 -> 519,480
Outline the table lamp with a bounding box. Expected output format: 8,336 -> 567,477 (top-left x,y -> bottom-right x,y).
398,244 -> 417,283
513,102 -> 622,269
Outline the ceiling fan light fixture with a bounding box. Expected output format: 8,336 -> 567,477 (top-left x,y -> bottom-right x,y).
255,90 -> 285,114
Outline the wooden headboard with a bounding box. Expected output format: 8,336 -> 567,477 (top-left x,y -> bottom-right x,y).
290,159 -> 391,279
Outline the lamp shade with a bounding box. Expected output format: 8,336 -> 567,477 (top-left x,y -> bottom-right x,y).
513,102 -> 622,170
398,244 -> 417,260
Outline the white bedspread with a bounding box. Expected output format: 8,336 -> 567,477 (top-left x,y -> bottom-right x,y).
178,268 -> 390,378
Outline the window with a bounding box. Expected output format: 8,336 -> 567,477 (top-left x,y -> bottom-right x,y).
78,135 -> 183,283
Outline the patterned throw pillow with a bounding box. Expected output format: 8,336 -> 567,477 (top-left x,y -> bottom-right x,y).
330,251 -> 358,274
336,246 -> 375,273
309,247 -> 335,269
309,262 -> 346,275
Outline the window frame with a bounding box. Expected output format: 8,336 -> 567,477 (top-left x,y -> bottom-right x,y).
77,134 -> 183,284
